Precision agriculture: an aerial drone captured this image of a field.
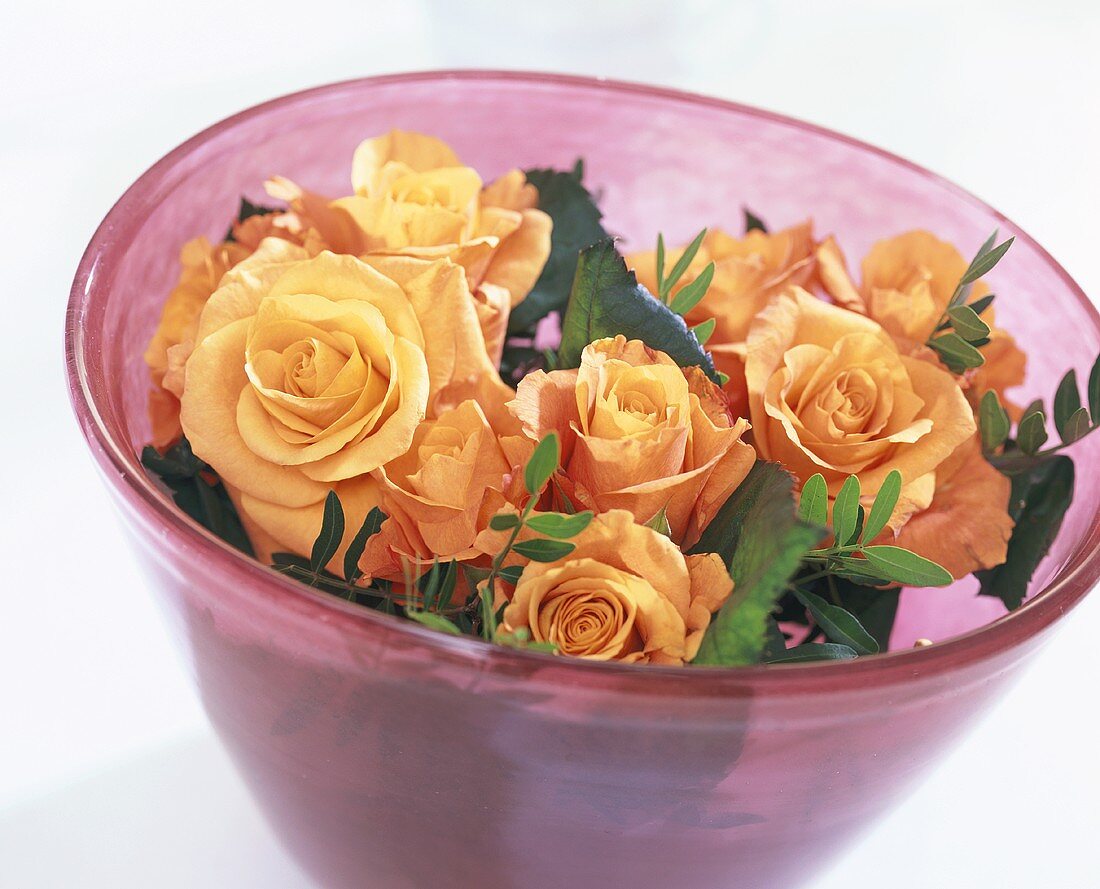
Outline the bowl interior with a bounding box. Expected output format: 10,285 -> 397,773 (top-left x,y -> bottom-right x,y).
72,71 -> 1100,652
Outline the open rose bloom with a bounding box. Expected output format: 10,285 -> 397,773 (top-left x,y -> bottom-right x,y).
140,127 -> 1090,670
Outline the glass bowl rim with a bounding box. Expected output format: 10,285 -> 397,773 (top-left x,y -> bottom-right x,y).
65,68 -> 1100,693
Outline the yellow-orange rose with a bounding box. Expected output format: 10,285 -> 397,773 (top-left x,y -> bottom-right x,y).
817,230 -> 1026,408
629,222 -> 816,413
358,400 -> 532,581
143,237 -> 252,448
494,510 -> 732,664
745,287 -> 976,521
509,336 -> 756,548
266,130 -> 552,362
178,239 -> 507,563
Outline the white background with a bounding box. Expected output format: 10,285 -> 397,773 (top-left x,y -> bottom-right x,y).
2,1 -> 1099,886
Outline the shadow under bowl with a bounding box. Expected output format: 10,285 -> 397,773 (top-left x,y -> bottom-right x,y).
66,71 -> 1100,889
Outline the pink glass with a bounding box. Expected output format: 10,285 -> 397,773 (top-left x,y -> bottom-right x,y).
66,72 -> 1100,889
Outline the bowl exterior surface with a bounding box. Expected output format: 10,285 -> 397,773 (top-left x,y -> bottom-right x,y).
68,72 -> 1100,889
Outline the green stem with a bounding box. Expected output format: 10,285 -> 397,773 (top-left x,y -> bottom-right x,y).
479,498 -> 536,640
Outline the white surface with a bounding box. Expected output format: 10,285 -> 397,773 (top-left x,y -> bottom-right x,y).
2,0 -> 1098,886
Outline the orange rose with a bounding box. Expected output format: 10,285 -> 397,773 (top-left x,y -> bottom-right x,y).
509,336 -> 756,548
143,237 -> 252,447
178,239 -> 507,564
893,435 -> 1013,578
493,510 -> 732,664
745,287 -> 976,524
629,222 -> 816,412
265,130 -> 552,360
817,231 -> 1026,408
358,400 -> 532,581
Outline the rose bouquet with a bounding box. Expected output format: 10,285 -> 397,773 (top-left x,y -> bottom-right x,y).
140,129 -> 1098,667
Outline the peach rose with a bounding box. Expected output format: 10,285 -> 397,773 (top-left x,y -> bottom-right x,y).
266,130 -> 552,361
496,510 -> 733,664
816,231 -> 1026,407
178,239 -> 508,563
893,435 -> 1013,578
509,336 -> 756,548
629,222 -> 816,412
745,287 -> 976,521
358,400 -> 532,581
229,204 -> 324,255
143,237 -> 252,448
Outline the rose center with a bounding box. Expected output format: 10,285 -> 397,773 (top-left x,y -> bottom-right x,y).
548,591 -> 625,656
282,337 -> 350,398
417,425 -> 468,464
618,390 -> 660,424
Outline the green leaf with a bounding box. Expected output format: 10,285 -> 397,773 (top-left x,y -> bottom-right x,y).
1062,407 -> 1091,445
977,456 -> 1074,610
512,539 -> 576,562
862,470 -> 901,543
525,510 -> 594,539
744,207 -> 768,233
655,233 -> 666,293
489,513 -> 521,531
643,505 -> 673,538
959,235 -> 1013,288
525,433 -> 560,495
660,228 -> 707,301
669,262 -> 715,316
141,437 -> 254,557
762,618 -> 788,660
498,565 -> 524,586
417,559 -> 458,612
1016,410 -> 1049,456
928,333 -> 985,373
829,579 -> 900,650
766,642 -> 858,663
1089,353 -> 1100,422
690,462 -> 822,666
344,506 -> 386,582
832,475 -> 862,547
405,610 -> 463,635
310,490 -> 345,573
860,546 -> 953,587
1053,370 -> 1082,441
979,390 -> 1011,453
510,165 -> 609,333
829,556 -> 891,587
557,239 -> 720,383
798,473 -> 829,528
793,589 -> 879,655
550,475 -> 577,514
967,293 -> 996,316
418,558 -> 443,609
691,317 -> 716,346
948,304 -> 991,342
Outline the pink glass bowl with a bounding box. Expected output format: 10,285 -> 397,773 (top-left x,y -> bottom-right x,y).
66,72 -> 1100,889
